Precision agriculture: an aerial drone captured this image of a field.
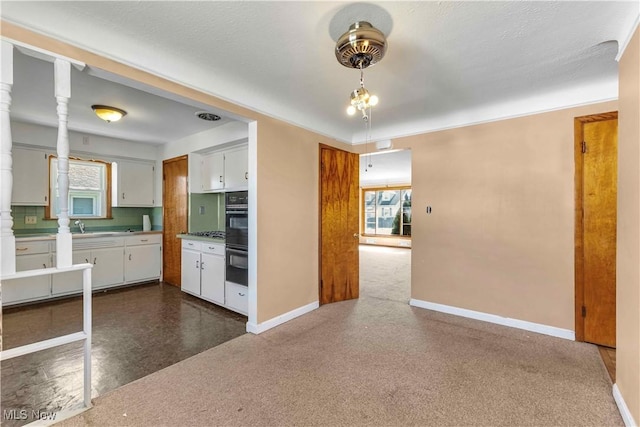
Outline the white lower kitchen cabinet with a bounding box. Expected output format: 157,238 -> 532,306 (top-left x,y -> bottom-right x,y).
91,247 -> 125,289
52,246 -> 124,293
4,252 -> 51,305
225,281 -> 248,315
180,239 -> 244,312
200,247 -> 225,305
52,249 -> 91,295
181,247 -> 202,295
181,240 -> 225,305
124,234 -> 162,283
6,232 -> 163,306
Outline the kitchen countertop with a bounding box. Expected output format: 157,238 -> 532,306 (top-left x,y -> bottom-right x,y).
15,230 -> 163,242
177,234 -> 225,243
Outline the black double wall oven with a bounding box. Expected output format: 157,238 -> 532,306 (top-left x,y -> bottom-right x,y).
225,191 -> 248,288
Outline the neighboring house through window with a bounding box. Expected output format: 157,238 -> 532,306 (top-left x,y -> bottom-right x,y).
363,187 -> 411,237
48,157 -> 111,219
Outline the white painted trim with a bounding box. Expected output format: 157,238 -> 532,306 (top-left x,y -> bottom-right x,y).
409,299 -> 575,340
616,13 -> 640,62
613,384 -> 638,427
2,37 -> 85,70
246,301 -> 319,334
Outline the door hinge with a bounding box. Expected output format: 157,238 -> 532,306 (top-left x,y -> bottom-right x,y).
582,141 -> 587,154
582,305 -> 587,317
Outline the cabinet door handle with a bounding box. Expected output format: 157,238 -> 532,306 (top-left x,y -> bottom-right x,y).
239,292 -> 246,297
141,239 -> 148,242
16,247 -> 28,251
201,262 -> 205,270
85,258 -> 90,263
122,192 -> 125,200
219,176 -> 223,183
196,260 -> 199,269
129,254 -> 132,261
93,257 -> 97,265
245,172 -> 248,180
42,263 -> 47,269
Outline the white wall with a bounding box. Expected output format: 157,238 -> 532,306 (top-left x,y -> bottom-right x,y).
12,121 -> 159,161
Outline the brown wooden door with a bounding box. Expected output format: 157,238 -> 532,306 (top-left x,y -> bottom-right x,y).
163,155 -> 188,287
575,113 -> 617,347
319,144 -> 360,304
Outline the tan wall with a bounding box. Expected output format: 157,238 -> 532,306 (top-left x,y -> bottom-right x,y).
392,101 -> 617,330
617,26 -> 640,423
254,117 -> 349,322
0,22 -> 352,327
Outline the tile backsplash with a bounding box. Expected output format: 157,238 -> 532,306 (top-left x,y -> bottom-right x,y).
11,206 -> 160,234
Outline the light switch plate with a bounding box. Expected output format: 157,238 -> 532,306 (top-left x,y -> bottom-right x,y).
25,215 -> 37,224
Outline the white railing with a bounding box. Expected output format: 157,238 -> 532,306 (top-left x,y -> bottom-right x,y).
1,263 -> 93,410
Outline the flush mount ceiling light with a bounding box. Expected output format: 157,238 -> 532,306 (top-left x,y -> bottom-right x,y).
91,105 -> 127,123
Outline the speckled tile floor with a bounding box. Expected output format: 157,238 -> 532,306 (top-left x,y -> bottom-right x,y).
1,282 -> 247,426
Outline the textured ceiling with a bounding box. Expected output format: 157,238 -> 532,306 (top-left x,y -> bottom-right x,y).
1,1 -> 638,144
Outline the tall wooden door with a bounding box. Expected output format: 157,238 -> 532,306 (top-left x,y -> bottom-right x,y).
575,112 -> 618,347
163,155 -> 188,287
319,144 -> 360,304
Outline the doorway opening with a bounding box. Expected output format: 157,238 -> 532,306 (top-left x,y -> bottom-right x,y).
359,149 -> 412,303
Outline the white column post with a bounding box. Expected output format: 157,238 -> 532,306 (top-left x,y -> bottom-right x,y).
54,59 -> 72,267
0,41 -> 16,276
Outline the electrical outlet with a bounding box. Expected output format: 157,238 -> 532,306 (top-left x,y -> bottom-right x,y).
25,215 -> 37,225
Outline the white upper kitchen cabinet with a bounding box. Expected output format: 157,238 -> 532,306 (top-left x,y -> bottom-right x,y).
201,152 -> 225,191
116,161 -> 155,207
223,146 -> 248,191
12,146 -> 49,206
200,145 -> 248,192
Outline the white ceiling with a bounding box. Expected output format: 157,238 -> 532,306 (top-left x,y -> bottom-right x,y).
1,1 -> 638,145
10,49 -> 237,145
360,149 -> 411,187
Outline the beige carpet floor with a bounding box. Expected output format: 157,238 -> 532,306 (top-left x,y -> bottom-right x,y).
60,245 -> 621,426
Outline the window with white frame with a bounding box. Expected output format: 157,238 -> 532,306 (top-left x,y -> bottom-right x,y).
363,187 -> 412,237
49,157 -> 110,219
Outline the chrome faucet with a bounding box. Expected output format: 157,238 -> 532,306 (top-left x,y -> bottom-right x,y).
74,220 -> 86,234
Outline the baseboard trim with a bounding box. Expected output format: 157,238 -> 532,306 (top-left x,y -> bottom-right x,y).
613,384 -> 638,427
409,299 -> 575,340
246,301 -> 319,334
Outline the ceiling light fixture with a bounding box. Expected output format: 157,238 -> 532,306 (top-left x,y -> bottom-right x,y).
336,21 -> 387,171
91,105 -> 127,123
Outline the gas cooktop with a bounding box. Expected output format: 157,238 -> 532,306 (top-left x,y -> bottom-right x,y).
188,231 -> 225,239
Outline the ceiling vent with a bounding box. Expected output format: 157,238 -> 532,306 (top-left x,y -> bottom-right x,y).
335,21 -> 387,69
195,111 -> 221,121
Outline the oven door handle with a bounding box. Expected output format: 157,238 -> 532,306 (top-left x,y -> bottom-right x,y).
226,210 -> 248,215
227,248 -> 248,256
